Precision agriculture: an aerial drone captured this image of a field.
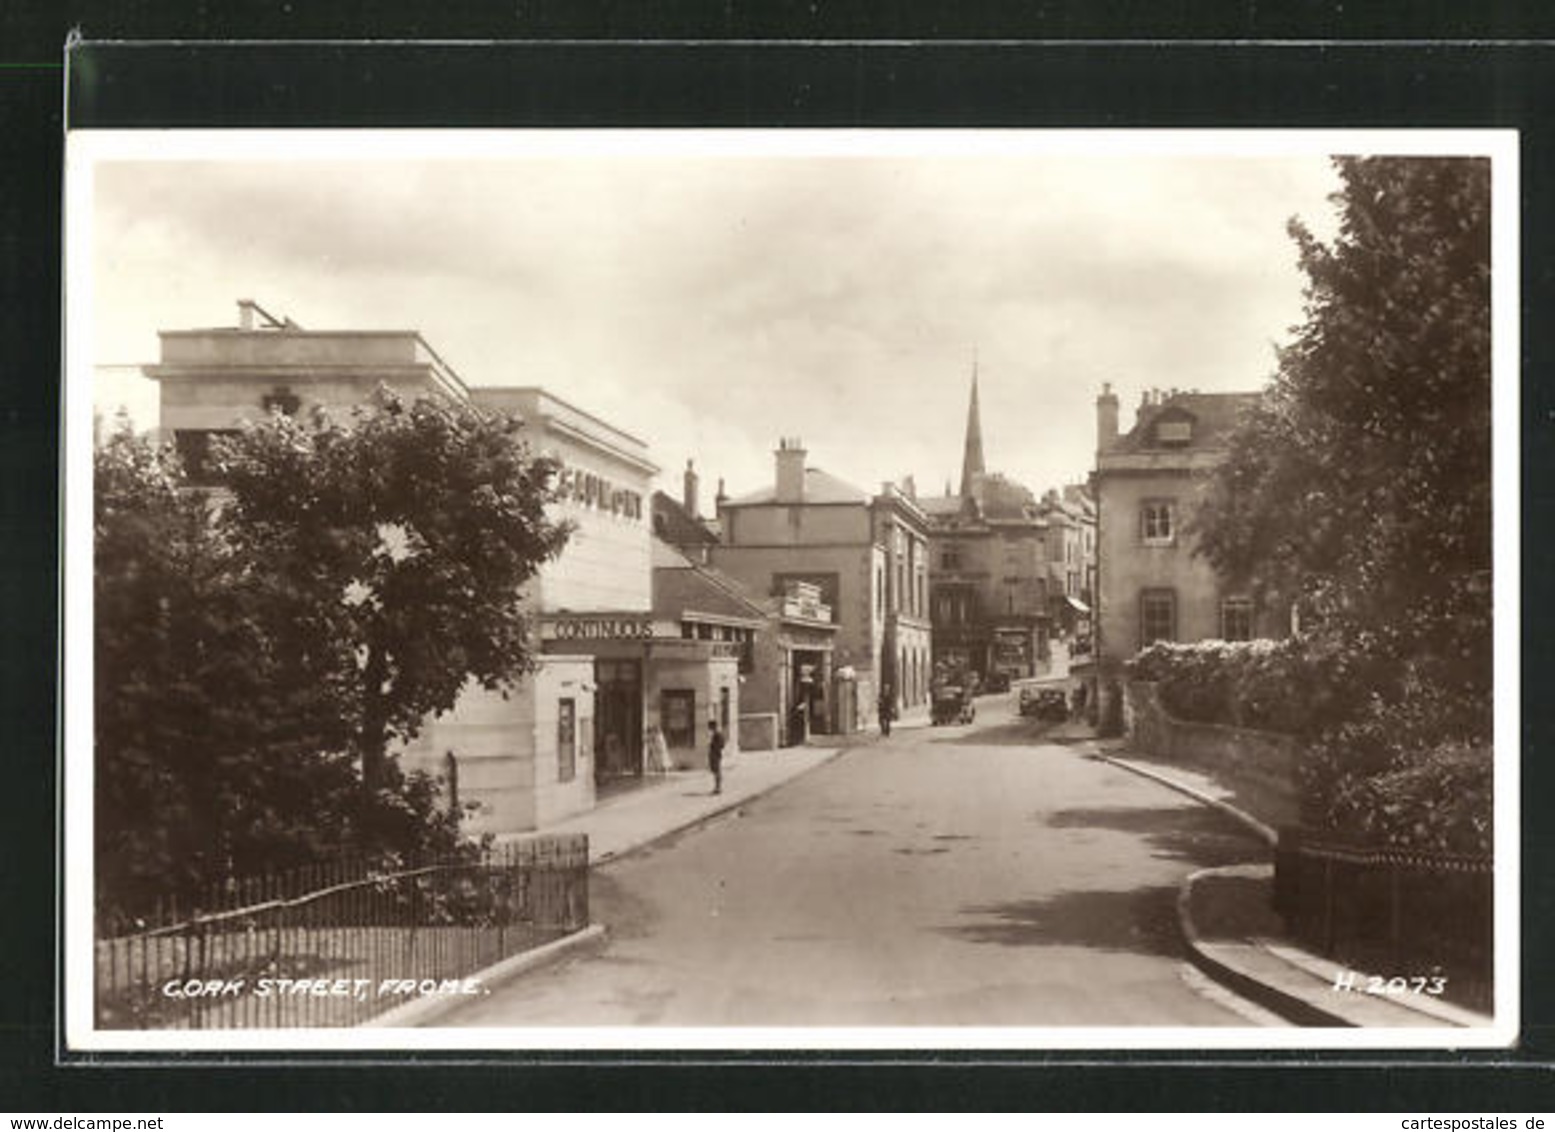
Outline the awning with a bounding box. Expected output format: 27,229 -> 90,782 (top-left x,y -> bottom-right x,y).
1064,596 -> 1091,614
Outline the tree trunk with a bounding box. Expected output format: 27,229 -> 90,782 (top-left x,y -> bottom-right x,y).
359,644 -> 389,836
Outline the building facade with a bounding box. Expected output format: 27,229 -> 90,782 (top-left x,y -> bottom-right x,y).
1093,383 -> 1278,728
710,438 -> 931,731
922,372 -> 1098,687
142,301 -> 743,835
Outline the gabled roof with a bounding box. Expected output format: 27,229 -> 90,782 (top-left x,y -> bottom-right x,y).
917,493 -> 966,519
651,538 -> 767,625
723,466 -> 872,507
650,489 -> 720,546
1113,391 -> 1262,454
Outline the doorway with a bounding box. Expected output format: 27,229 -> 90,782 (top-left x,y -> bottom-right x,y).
594,659 -> 643,782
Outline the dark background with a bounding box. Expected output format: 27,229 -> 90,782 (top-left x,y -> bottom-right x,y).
4,2 -> 1553,1113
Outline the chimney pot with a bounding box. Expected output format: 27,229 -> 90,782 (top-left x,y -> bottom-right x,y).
683,458 -> 700,519
775,438 -> 807,503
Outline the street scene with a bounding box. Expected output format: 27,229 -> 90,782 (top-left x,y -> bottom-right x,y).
441,699 -> 1267,1028
73,131 -> 1504,1046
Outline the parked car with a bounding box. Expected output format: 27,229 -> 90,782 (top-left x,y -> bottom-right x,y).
1019,685 -> 1069,722
931,684 -> 976,725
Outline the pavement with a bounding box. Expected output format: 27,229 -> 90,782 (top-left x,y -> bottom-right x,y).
1086,738 -> 1493,1029
463,706 -> 1492,1031
495,734 -> 857,864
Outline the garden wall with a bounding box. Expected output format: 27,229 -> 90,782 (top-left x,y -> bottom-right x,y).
1125,680 -> 1302,829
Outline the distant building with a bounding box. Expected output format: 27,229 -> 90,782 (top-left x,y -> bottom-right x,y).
711,437 -> 932,731
1093,383 -> 1278,728
922,370 -> 1095,685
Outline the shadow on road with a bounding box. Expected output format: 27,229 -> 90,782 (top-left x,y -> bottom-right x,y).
1045,804 -> 1267,869
941,885 -> 1185,955
925,718 -> 1056,746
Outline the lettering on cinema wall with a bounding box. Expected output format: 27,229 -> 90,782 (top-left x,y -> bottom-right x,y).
548,616 -> 655,641
553,459 -> 644,521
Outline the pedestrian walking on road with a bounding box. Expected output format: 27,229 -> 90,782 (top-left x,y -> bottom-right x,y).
707,719 -> 726,795
878,683 -> 894,738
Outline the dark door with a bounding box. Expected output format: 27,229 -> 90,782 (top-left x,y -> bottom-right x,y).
594,660 -> 643,781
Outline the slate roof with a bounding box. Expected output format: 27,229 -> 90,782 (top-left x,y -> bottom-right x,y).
1113,392 -> 1263,454
723,466 -> 872,507
651,539 -> 767,624
650,489 -> 720,546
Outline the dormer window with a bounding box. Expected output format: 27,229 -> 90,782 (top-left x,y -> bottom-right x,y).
1156,419 -> 1192,444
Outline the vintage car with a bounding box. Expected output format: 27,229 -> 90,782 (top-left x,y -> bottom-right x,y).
1018,685 -> 1070,722
931,684 -> 976,725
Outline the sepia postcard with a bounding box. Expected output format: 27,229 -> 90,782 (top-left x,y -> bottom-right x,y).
62,126 -> 1520,1053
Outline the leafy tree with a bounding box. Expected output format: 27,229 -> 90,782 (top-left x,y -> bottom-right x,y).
1191,156 -> 1493,847
95,427 -> 363,919
94,392 -> 572,918
212,390 -> 574,836
1195,156 -> 1491,712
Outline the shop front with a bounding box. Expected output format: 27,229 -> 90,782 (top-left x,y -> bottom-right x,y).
541,612 -> 744,787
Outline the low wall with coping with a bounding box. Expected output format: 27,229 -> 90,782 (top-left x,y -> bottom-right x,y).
1125,680 -> 1302,829
739,712 -> 778,752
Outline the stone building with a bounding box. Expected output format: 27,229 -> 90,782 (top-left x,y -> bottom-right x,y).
710,437 -> 932,733
141,300 -> 745,834
922,371 -> 1095,686
1093,383 -> 1278,729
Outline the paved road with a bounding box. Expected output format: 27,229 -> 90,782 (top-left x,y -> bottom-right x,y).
444,697 -> 1269,1027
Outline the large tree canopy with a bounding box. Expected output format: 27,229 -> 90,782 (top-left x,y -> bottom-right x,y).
95,392 -> 573,917
1194,155 -> 1492,709
214,391 -> 574,813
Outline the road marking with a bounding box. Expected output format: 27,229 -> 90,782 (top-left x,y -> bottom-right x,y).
1179,962 -> 1293,1027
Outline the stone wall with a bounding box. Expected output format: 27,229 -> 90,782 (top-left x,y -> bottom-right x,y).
1125,680 -> 1302,829
739,713 -> 779,751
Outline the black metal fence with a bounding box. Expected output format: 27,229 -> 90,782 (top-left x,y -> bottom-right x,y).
1272,828 -> 1492,1007
95,835 -> 589,1030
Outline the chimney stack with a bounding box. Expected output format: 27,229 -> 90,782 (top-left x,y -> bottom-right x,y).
775,437 -> 807,503
1097,382 -> 1120,453
683,458 -> 700,519
238,299 -> 257,331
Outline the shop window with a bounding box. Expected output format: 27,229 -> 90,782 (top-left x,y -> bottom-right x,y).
661,689 -> 697,749
1140,499 -> 1176,546
1140,588 -> 1177,647
1221,596 -> 1255,642
557,698 -> 577,782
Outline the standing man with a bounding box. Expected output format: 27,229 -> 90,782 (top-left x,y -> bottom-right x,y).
707,718 -> 726,795
878,683 -> 894,738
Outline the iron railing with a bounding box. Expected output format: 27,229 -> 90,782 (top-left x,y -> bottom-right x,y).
1272,828 -> 1492,1008
95,835 -> 589,1030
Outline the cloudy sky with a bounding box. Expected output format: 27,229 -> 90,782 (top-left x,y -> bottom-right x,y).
84,131 -> 1344,503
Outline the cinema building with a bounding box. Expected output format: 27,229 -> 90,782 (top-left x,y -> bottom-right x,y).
141,300 -> 742,836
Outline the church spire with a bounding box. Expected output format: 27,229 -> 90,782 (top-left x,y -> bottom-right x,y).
959,355 -> 986,499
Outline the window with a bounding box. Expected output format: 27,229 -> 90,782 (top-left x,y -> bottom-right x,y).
941,546 -> 962,571
1140,589 -> 1176,647
661,689 -> 697,748
719,687 -> 731,734
1141,499 -> 1176,546
1222,597 -> 1255,641
1156,419 -> 1192,445
557,698 -> 577,782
